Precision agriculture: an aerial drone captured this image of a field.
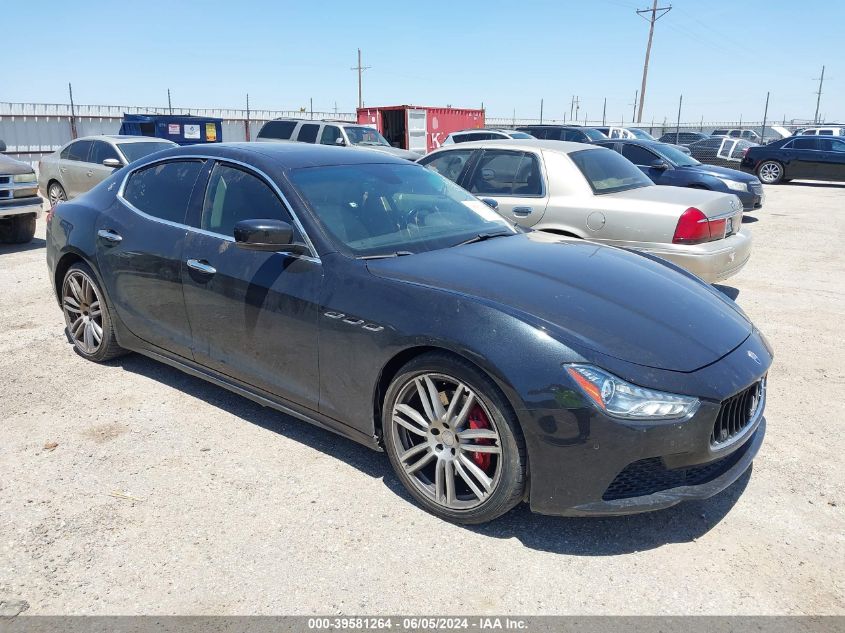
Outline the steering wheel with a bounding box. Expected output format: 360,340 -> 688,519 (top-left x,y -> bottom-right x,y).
407,206 -> 437,227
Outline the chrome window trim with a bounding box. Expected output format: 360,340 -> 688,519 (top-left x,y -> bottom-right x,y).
115,154 -> 321,262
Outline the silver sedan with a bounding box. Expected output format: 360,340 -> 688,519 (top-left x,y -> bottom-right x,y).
38,135 -> 176,204
418,139 -> 751,283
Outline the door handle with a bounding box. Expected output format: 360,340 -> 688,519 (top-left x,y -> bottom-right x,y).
97,229 -> 123,243
186,259 -> 216,275
60,168 -> 67,173
86,171 -> 93,177
513,206 -> 533,216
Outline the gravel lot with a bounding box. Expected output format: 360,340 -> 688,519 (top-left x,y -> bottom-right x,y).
1,182 -> 843,615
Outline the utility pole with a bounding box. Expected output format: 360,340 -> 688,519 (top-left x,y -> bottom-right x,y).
761,91 -> 770,143
540,98 -> 544,124
814,65 -> 826,124
245,93 -> 251,141
636,0 -> 672,123
675,94 -> 683,143
310,97 -> 313,120
631,90 -> 638,123
602,97 -> 607,125
574,96 -> 580,122
570,95 -> 575,120
167,88 -> 173,114
68,82 -> 78,140
351,48 -> 371,110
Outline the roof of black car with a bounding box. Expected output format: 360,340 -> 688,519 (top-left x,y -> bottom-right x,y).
164,141 -> 410,168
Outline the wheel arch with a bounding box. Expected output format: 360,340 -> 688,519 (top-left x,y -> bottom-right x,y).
53,250 -> 88,305
535,226 -> 583,239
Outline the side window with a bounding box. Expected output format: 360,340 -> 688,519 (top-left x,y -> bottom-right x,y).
297,124 -> 320,143
451,134 -> 469,144
88,141 -> 120,165
525,128 -> 546,139
793,138 -> 818,151
421,150 -> 474,183
60,144 -> 72,159
512,153 -> 543,196
828,140 -> 845,152
563,130 -> 585,142
621,144 -> 659,166
202,164 -> 292,238
467,151 -> 524,195
122,160 -> 204,224
257,120 -> 296,140
67,140 -> 93,162
819,129 -> 833,136
319,125 -> 342,145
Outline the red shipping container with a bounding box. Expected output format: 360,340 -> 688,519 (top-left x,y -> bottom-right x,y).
357,105 -> 485,154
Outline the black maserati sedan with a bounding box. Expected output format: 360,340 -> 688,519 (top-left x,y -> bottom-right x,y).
46,142 -> 772,523
741,135 -> 845,184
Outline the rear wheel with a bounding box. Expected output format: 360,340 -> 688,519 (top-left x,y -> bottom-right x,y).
61,263 -> 126,362
382,353 -> 526,524
757,161 -> 784,184
0,214 -> 36,244
48,181 -> 67,206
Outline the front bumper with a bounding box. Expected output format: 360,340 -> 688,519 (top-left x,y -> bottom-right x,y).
0,197 -> 43,220
737,187 -> 764,210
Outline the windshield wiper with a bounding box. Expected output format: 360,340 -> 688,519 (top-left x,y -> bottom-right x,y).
357,250 -> 414,260
454,231 -> 513,247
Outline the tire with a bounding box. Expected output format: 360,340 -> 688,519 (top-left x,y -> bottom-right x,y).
47,181 -> 67,206
382,352 -> 526,524
0,214 -> 36,244
757,160 -> 784,184
61,262 -> 126,362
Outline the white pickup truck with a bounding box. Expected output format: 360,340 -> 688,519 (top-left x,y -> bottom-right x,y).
0,140 -> 42,244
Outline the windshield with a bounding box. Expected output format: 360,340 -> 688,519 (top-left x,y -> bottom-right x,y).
118,141 -> 176,163
582,128 -> 608,141
654,143 -> 700,167
344,126 -> 390,147
628,128 -> 656,140
570,148 -> 653,195
288,163 -> 517,257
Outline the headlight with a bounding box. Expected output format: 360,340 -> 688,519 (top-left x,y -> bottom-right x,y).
565,365 -> 700,421
718,178 -> 748,192
13,172 -> 37,183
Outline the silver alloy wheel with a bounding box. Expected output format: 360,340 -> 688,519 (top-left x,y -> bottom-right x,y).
390,373 -> 503,510
48,183 -> 67,206
62,270 -> 104,354
758,161 -> 781,184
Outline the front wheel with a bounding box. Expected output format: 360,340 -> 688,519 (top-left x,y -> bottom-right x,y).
0,214 -> 36,244
757,160 -> 784,184
382,353 -> 526,524
61,262 -> 126,362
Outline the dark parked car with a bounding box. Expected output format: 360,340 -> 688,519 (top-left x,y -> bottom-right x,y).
741,135 -> 845,184
687,137 -> 757,168
46,142 -> 772,523
595,139 -> 764,210
516,125 -> 607,143
658,132 -> 710,145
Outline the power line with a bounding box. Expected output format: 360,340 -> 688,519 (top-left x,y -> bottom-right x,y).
635,0 -> 672,123
350,48 -> 371,110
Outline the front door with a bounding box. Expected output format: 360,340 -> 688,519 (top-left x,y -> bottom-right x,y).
463,149 -> 548,227
96,159 -> 206,358
86,140 -> 123,188
817,138 -> 845,181
181,162 -> 321,409
620,144 -> 666,182
789,137 -> 823,179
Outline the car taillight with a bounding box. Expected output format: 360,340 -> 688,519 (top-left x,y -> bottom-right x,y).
708,217 -> 727,240
672,207 -> 711,244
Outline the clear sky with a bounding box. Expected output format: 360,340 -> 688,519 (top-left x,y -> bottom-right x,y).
6,0 -> 843,124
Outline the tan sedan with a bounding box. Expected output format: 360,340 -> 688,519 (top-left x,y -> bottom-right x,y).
418,139 -> 750,283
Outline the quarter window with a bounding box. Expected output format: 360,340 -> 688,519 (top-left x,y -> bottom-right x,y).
201,164 -> 292,238
297,124 -> 320,143
320,125 -> 342,145
257,120 -> 297,140
122,160 -> 204,224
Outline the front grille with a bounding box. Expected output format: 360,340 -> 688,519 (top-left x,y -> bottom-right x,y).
602,440 -> 751,501
711,380 -> 764,447
0,175 -> 11,185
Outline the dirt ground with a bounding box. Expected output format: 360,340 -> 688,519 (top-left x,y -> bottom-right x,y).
0,182 -> 843,615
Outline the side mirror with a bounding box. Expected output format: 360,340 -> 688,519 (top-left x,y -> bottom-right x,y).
0,140 -> 6,153
103,158 -> 123,169
480,197 -> 499,210
650,159 -> 669,170
335,137 -> 346,146
233,219 -> 307,254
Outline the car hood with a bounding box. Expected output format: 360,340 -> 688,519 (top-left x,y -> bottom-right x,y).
0,153 -> 35,175
357,145 -> 422,161
678,163 -> 759,183
366,232 -> 751,373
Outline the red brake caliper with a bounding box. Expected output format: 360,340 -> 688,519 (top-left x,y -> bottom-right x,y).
467,405 -> 493,471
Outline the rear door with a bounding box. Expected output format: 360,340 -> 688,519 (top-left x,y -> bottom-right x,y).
407,109 -> 427,153
296,123 -> 320,144
181,161 -> 322,408
790,137 -> 823,178
463,149 -> 548,226
96,159 -> 205,358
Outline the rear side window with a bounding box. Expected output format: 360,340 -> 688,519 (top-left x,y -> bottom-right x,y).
468,151 -> 542,196
89,141 -> 120,165
257,120 -> 297,140
320,125 -> 342,145
818,129 -> 833,135
450,134 -> 469,144
122,160 -> 204,224
297,124 -> 320,143
201,164 -> 292,237
421,150 -> 474,182
67,140 -> 93,162
793,138 -> 818,150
